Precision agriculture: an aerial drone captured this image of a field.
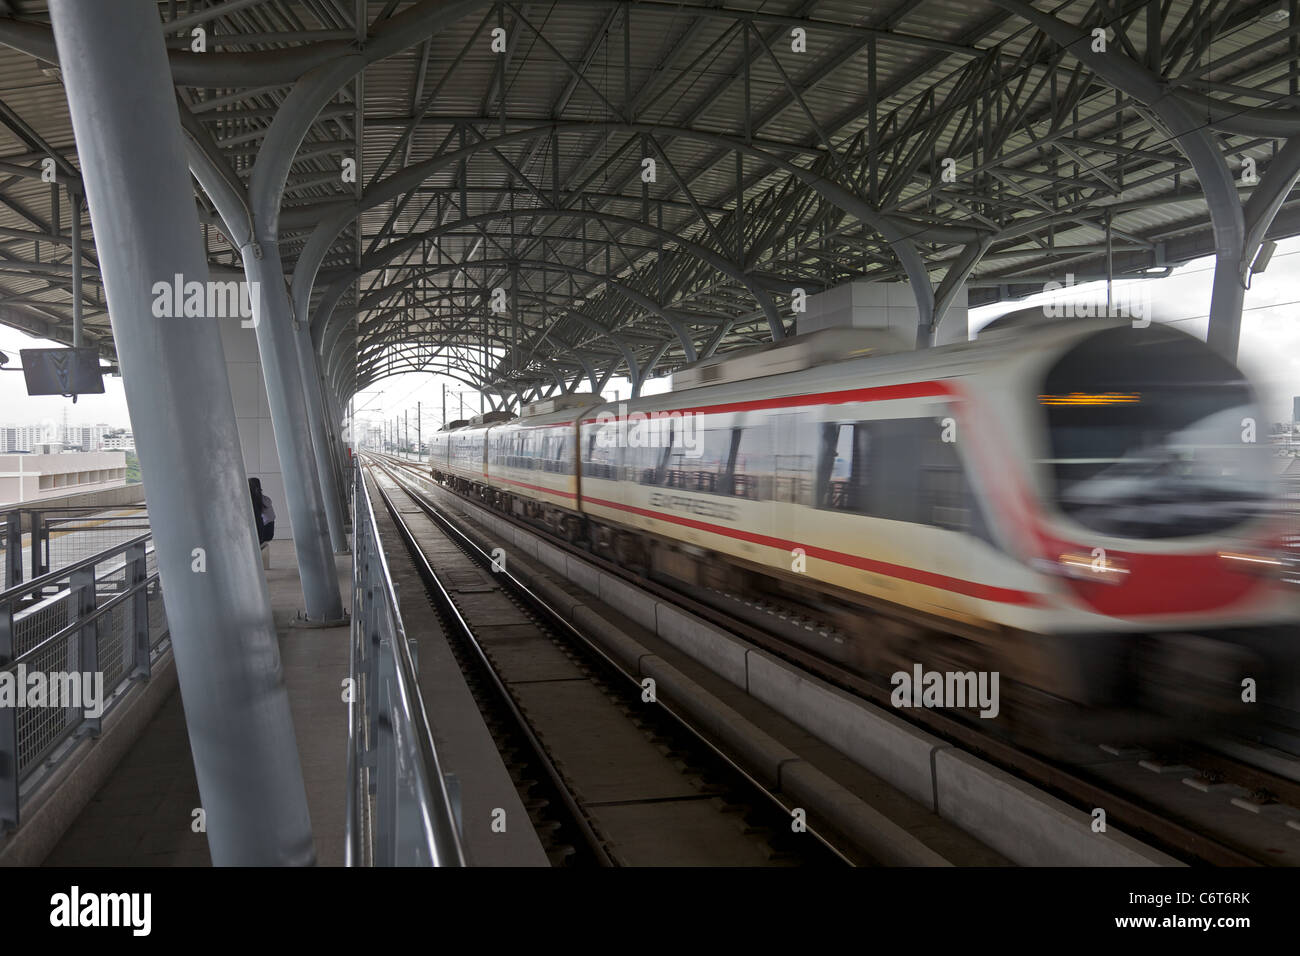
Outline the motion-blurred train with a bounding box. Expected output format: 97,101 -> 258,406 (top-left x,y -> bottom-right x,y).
425,318 -> 1297,732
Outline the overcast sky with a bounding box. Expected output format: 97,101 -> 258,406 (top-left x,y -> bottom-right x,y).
0,328 -> 130,431
2,237 -> 1296,431
968,234 -> 1300,424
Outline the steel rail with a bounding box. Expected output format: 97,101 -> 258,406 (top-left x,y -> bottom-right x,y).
376,453 -> 1269,866
373,456 -> 861,866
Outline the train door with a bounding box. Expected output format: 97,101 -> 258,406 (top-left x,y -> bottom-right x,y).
770,410 -> 812,547
912,407 -> 980,620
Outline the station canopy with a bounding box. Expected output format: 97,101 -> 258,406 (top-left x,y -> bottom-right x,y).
0,0 -> 1294,405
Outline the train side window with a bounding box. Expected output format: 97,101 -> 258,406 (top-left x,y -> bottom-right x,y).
527,432 -> 540,470
626,430 -> 667,485
919,424 -> 998,544
818,423 -> 868,511
773,412 -> 813,505
730,425 -> 770,500
664,426 -> 728,493
920,429 -> 966,530
814,416 -> 995,539
821,419 -> 934,522
867,419 -> 924,523
583,426 -> 620,480
550,434 -> 570,475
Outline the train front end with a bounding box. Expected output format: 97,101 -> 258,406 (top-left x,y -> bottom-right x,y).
991,320 -> 1298,732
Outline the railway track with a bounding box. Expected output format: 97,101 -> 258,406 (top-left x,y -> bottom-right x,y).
366,463 -> 856,867
373,453 -> 1300,866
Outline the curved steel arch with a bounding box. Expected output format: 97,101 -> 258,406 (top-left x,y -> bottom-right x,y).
989,0 -> 1249,358
350,304 -> 604,394
358,361 -> 563,408
3,0 -> 1294,422
317,194 -> 783,399
354,321 -> 581,390
295,120 -> 976,359
349,363 -> 492,407
356,206 -> 785,335
357,279 -> 691,387
355,257 -> 703,362
325,277 -> 634,393
2,3 -> 1288,140
346,333 -> 500,398
1,0 -> 1296,378
315,262 -> 630,389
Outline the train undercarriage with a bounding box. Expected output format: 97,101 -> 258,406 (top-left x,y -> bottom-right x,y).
434,468 -> 1273,748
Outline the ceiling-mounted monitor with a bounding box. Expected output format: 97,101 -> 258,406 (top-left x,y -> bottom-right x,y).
20,348 -> 106,400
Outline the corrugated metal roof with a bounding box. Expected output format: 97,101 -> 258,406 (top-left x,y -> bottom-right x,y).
0,0 -> 1292,395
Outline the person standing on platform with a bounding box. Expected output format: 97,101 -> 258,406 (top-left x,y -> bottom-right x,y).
248,477 -> 268,543
260,492 -> 276,542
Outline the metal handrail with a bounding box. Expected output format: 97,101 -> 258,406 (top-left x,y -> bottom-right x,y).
2,506 -> 150,590
349,462 -> 466,866
1,523 -> 167,832
0,531 -> 151,604
16,505 -> 146,514
2,562 -> 159,672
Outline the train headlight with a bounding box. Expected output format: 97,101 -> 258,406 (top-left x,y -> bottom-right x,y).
1051,552 -> 1130,584
1217,550 -> 1287,577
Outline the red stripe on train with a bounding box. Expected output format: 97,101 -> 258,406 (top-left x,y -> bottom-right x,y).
582,495 -> 1040,606
579,380 -> 957,423
495,475 -> 577,499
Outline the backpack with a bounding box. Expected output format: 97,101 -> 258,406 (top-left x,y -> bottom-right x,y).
261,495 -> 276,540
248,477 -> 268,543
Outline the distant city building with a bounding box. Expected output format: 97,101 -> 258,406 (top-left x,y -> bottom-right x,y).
101,432 -> 135,452
0,451 -> 128,504
0,422 -> 119,453
0,424 -> 55,452
63,423 -> 113,451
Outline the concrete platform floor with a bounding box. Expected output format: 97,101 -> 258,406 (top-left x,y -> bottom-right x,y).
43,538 -> 352,866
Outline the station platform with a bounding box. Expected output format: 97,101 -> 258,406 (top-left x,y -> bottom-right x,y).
40,539 -> 351,867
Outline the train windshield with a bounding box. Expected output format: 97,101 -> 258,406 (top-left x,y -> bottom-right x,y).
1038,325 -> 1274,539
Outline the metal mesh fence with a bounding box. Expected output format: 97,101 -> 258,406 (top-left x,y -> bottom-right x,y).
0,507 -> 148,586
43,512 -> 149,578
99,602 -> 128,694
147,578 -> 167,645
6,538 -> 168,790
15,634 -> 74,776
14,594 -> 71,658
1283,478 -> 1300,584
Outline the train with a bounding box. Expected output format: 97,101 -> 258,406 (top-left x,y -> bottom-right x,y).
424,318 -> 1297,735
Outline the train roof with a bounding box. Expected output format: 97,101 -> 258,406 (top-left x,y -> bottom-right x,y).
491,404 -> 600,428
581,317 -> 1167,421
519,393 -> 602,418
